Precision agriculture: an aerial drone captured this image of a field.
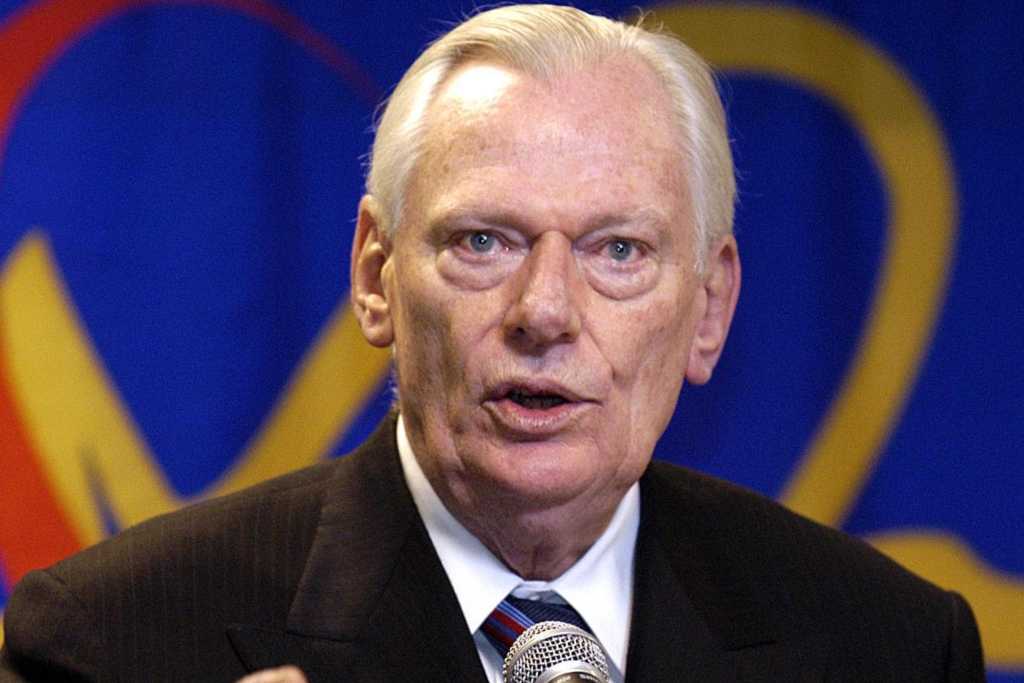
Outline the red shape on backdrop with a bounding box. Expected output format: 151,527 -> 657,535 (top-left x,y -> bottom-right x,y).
0,0 -> 382,591
0,336 -> 81,586
0,0 -> 381,167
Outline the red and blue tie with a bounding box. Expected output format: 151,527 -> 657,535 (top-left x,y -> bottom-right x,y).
481,594 -> 593,658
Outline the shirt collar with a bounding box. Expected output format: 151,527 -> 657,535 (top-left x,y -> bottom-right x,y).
396,414 -> 639,674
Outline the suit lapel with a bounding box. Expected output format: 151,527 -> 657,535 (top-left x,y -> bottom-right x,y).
626,460 -> 747,682
628,462 -> 826,682
229,415 -> 486,682
625,521 -> 737,682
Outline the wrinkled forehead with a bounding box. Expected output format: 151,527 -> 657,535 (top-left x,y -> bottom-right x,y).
397,59 -> 695,257
425,55 -> 679,152
412,59 -> 689,224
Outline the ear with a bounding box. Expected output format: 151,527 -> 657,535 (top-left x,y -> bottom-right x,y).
350,195 -> 394,347
685,235 -> 741,385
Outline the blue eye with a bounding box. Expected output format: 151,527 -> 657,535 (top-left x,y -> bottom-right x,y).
469,232 -> 496,253
608,239 -> 634,261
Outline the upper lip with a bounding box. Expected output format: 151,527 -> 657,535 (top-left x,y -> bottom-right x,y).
485,378 -> 591,403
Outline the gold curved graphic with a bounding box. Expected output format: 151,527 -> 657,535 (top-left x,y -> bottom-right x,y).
0,232 -> 391,545
651,3 -> 1022,667
652,2 -> 955,530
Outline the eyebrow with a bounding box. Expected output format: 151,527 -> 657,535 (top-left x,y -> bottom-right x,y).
432,208 -> 525,231
586,207 -> 672,233
432,206 -> 673,235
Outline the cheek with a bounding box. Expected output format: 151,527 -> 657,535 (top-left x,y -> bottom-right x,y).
392,279 -> 499,406
388,265 -> 456,398
603,292 -> 693,385
596,290 -> 694,448
398,297 -> 454,374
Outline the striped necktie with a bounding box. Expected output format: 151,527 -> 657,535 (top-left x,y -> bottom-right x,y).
481,594 -> 593,658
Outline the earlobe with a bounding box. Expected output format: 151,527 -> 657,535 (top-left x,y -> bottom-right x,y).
350,195 -> 395,348
685,235 -> 741,385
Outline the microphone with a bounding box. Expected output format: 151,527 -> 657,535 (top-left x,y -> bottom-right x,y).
502,621 -> 611,683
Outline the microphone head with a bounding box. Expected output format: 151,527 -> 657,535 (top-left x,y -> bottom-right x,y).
502,621 -> 611,683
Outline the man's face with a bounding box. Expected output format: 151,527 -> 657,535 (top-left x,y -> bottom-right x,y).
355,57 -> 737,525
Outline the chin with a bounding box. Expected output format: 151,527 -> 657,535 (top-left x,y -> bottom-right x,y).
472,441 -> 604,509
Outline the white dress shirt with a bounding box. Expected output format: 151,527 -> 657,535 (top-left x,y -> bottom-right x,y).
396,415 -> 639,683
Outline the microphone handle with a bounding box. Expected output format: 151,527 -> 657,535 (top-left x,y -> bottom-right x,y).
544,673 -> 605,683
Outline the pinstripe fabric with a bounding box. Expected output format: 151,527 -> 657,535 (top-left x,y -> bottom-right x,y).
0,416 -> 486,682
0,414 -> 985,682
1,456 -> 326,682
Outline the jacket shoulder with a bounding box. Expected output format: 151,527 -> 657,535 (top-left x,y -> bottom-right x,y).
56,457 -> 335,597
3,459 -> 338,682
3,416 -> 401,681
644,459 -> 941,594
641,460 -> 983,677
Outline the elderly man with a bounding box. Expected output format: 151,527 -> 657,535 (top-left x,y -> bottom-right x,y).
0,5 -> 983,683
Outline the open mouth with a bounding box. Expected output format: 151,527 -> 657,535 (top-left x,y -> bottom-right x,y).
485,381 -> 591,434
506,389 -> 570,410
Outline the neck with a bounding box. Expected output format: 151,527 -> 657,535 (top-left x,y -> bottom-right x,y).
395,412 -> 629,579
449,491 -> 620,580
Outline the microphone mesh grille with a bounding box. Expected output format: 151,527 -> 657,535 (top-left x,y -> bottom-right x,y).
503,621 -> 610,683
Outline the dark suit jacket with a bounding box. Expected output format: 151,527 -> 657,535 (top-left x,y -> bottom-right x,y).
1,415 -> 984,682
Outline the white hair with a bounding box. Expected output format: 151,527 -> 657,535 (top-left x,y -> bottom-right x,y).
365,4 -> 734,271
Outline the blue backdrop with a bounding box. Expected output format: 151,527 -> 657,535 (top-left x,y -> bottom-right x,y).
0,1 -> 1020,677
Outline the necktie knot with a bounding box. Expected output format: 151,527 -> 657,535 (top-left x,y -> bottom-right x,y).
481,593 -> 592,659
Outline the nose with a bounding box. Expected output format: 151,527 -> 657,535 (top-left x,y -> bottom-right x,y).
503,232 -> 583,350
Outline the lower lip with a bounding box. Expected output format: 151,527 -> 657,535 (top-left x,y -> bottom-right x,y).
483,398 -> 594,438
